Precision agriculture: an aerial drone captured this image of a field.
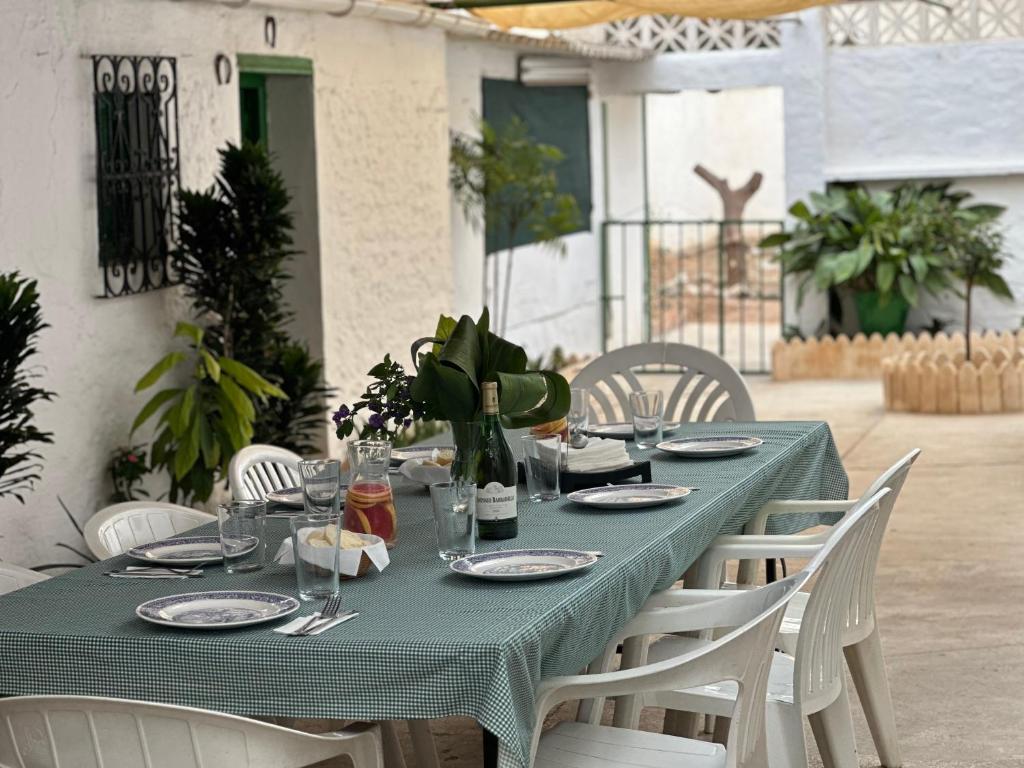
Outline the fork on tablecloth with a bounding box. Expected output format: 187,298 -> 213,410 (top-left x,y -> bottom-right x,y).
294,595 -> 344,636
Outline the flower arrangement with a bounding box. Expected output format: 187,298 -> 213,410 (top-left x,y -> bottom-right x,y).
332,355 -> 422,442
332,309 -> 569,442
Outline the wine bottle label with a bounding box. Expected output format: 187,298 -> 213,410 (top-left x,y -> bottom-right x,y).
476,481 -> 518,521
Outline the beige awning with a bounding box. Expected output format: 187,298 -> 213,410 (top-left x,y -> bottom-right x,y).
468,0 -> 833,29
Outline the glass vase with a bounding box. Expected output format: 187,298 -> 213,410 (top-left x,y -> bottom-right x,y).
448,420 -> 484,486
344,440 -> 397,549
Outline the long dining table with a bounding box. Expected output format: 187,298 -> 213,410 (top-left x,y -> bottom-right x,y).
0,421 -> 847,768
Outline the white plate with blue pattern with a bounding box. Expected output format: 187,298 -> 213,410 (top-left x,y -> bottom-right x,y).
449,549 -> 599,581
127,535 -> 249,566
656,436 -> 763,458
567,483 -> 692,510
136,591 -> 300,629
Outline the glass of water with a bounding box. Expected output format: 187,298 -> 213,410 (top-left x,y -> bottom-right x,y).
290,513 -> 341,601
521,434 -> 561,501
568,387 -> 590,446
218,500 -> 266,574
299,459 -> 342,516
629,390 -> 664,449
429,481 -> 477,561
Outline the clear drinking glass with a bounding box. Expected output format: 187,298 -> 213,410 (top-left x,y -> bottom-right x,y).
568,387 -> 590,446
521,434 -> 561,502
429,481 -> 477,561
630,390 -> 664,449
218,500 -> 266,574
290,513 -> 341,601
299,459 -> 342,516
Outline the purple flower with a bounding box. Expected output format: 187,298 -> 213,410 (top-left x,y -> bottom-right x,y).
332,405 -> 350,423
368,413 -> 385,430
403,419 -> 412,428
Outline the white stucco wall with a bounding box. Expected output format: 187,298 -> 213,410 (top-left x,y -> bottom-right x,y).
446,41 -> 605,360
597,12 -> 1024,336
0,0 -> 453,566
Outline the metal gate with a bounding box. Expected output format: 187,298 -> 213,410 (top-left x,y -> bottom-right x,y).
601,219 -> 785,374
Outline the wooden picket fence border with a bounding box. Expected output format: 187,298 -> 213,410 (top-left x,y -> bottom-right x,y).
882,347 -> 1024,413
772,329 -> 1024,381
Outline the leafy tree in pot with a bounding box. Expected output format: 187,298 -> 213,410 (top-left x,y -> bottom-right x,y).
0,272 -> 54,503
450,117 -> 581,337
174,142 -> 333,454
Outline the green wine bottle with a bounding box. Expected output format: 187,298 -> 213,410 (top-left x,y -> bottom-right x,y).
476,381 -> 518,540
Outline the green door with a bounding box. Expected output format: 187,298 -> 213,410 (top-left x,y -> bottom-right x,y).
239,72 -> 267,146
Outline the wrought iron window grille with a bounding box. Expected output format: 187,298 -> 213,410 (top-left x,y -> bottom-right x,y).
92,54 -> 181,298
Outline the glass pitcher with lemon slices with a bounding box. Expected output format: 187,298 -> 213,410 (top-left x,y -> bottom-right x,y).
344,440 -> 398,549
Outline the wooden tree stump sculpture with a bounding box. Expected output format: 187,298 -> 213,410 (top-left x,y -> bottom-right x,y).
694,164 -> 763,286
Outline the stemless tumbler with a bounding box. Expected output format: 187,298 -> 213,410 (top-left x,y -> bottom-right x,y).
299,459 -> 343,516
429,481 -> 477,561
521,434 -> 561,502
218,500 -> 266,574
568,387 -> 590,447
629,390 -> 664,449
290,513 -> 341,601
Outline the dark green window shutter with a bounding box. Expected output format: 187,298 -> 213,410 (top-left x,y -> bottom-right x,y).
482,78 -> 592,254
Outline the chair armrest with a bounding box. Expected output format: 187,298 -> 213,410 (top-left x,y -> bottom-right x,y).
693,539 -> 824,588
744,498 -> 857,535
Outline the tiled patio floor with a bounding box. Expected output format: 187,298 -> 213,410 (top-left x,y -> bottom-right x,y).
324,378 -> 1024,768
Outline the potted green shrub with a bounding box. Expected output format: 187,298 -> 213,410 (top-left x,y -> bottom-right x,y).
764,184 -> 955,335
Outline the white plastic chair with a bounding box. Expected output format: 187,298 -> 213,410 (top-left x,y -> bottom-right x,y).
570,343 -> 756,424
616,489 -> 891,768
692,450 -> 920,768
84,502 -> 217,560
0,563 -> 49,596
0,696 -> 383,768
531,571 -> 808,768
229,444 -> 302,501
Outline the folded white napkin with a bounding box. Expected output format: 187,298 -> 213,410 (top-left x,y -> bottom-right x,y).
274,530 -> 389,576
273,611 -> 359,636
566,438 -> 633,473
399,458 -> 451,486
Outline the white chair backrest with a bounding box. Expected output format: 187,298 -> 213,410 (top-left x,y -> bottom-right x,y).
794,488 -> 891,714
585,574 -> 806,768
842,448 -> 920,641
84,502 -> 217,560
0,563 -> 49,596
228,444 -> 302,501
570,342 -> 756,423
0,696 -> 382,768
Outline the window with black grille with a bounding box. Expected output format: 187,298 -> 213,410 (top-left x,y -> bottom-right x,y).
92,55 -> 181,297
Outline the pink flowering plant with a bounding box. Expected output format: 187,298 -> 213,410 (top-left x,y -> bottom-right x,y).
109,445 -> 150,502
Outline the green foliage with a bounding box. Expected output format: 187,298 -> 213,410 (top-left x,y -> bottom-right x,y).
132,322 -> 286,503
765,183 -> 962,309
109,445 -> 151,502
332,355 -> 423,443
0,272 -> 54,503
409,307 -> 569,429
173,142 -> 333,453
450,117 -> 581,334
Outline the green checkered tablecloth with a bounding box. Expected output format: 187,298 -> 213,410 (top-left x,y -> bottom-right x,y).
0,421 -> 847,768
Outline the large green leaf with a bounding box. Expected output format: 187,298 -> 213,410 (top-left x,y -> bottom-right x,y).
130,388 -> 182,434
173,413 -> 201,480
437,314 -> 482,392
135,352 -> 185,392
897,273 -> 919,307
219,375 -> 256,421
220,357 -> 286,399
496,370 -> 570,429
410,355 -> 477,422
876,262 -> 896,294
173,322 -> 204,346
978,272 -> 1014,299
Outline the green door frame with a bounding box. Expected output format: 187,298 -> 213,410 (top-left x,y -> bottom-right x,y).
237,55 -> 315,146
